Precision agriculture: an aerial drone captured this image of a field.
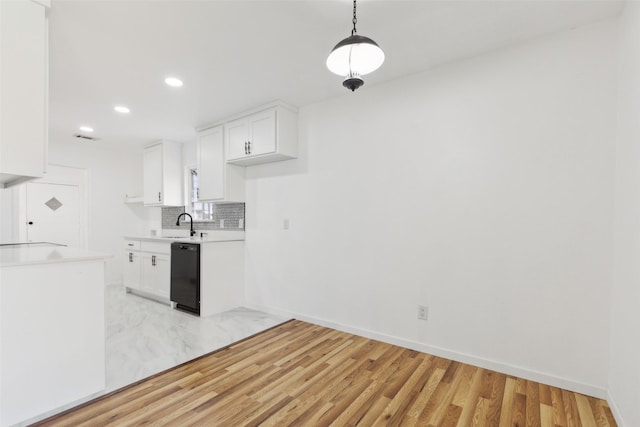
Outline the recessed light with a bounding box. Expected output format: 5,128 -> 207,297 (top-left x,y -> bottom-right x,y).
79,126 -> 94,133
165,77 -> 183,87
114,105 -> 130,114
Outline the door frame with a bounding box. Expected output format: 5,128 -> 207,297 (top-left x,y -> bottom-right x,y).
16,164 -> 89,249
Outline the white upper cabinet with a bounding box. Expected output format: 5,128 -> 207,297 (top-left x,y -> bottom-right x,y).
225,109 -> 276,161
197,125 -> 244,202
225,118 -> 250,161
198,126 -> 223,200
0,0 -> 49,188
143,144 -> 162,204
223,102 -> 298,166
143,140 -> 183,206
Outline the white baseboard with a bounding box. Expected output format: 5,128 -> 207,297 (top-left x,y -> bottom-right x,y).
607,390 -> 627,427
246,303 -> 609,400
14,389 -> 105,427
125,287 -> 171,306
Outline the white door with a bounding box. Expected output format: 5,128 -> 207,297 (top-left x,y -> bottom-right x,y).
26,182 -> 81,247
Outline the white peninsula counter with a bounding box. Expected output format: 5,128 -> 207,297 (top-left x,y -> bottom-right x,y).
0,243 -> 109,426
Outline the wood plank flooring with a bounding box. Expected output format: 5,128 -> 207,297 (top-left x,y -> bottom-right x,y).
35,320 -> 616,427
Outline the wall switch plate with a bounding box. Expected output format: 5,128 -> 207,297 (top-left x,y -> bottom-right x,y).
418,305 -> 428,321
283,219 -> 290,230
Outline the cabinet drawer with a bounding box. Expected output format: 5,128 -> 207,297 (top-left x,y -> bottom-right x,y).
141,241 -> 171,255
124,240 -> 141,251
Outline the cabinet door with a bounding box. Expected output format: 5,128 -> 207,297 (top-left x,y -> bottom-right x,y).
248,109 -> 276,157
0,0 -> 47,182
151,254 -> 171,299
143,144 -> 163,205
142,253 -> 170,299
197,126 -> 224,201
225,118 -> 249,161
141,253 -> 153,294
123,250 -> 141,290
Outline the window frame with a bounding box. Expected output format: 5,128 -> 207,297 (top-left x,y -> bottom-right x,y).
184,165 -> 215,222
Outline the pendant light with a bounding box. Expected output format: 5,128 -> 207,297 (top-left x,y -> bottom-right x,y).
326,0 -> 384,91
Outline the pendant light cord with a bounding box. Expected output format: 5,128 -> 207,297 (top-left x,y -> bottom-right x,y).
351,0 -> 357,35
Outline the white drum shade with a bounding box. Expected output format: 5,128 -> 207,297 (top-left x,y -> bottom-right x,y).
326,34 -> 384,77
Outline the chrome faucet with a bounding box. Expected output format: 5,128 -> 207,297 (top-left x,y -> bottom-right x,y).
176,213 -> 196,236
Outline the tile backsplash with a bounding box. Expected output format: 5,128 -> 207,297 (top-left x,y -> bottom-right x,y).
162,203 -> 245,231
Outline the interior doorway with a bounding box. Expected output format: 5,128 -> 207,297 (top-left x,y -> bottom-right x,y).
26,182 -> 81,247
17,164 -> 88,249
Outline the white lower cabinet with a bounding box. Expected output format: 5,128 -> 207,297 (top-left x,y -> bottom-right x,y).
123,250 -> 141,290
122,237 -> 245,314
199,241 -> 244,317
123,239 -> 141,290
123,239 -> 170,302
141,251 -> 170,299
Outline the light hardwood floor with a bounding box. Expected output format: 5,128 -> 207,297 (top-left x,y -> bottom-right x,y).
35,320 -> 616,426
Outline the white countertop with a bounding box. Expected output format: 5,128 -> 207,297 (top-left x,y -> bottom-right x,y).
124,230 -> 245,244
0,243 -> 111,268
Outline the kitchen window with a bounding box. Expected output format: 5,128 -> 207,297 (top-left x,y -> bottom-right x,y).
187,168 -> 214,221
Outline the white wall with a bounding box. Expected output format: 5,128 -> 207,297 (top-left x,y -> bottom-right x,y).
0,188 -> 17,243
610,3 -> 640,426
244,20 -> 617,396
183,139 -> 197,168
47,140 -> 150,284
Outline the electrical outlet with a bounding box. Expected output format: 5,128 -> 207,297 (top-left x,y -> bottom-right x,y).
219,219 -> 224,229
283,218 -> 290,230
418,305 -> 428,321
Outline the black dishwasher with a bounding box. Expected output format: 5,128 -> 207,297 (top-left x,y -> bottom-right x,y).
170,242 -> 200,315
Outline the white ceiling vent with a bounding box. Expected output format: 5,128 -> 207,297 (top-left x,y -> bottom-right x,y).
74,134 -> 100,141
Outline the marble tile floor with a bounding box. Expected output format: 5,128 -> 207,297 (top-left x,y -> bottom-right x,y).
23,285 -> 288,426
106,284 -> 289,392
22,286 -> 289,427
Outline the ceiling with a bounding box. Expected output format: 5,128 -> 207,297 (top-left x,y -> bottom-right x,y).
48,0 -> 624,150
